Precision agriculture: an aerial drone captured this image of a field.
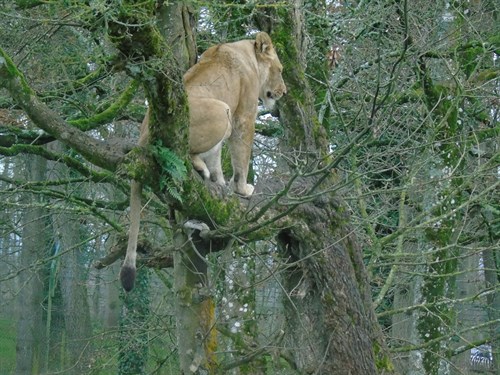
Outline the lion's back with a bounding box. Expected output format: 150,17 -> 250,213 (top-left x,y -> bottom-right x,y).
184,40 -> 258,102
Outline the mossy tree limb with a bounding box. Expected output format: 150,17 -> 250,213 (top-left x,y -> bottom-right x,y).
0,47 -> 128,171
0,79 -> 139,147
0,143 -> 119,185
68,79 -> 140,131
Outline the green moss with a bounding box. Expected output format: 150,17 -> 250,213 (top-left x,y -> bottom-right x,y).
177,285 -> 193,306
183,179 -> 239,226
271,18 -> 331,157
373,342 -> 395,371
121,146 -> 157,186
475,67 -> 500,82
0,47 -> 35,98
69,80 -> 140,131
459,46 -> 484,78
322,291 -> 335,306
145,83 -> 190,158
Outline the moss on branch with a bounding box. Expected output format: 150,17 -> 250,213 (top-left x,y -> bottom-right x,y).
0,46 -> 127,171
68,79 -> 140,131
0,48 -> 34,100
0,143 -> 120,186
0,79 -> 140,148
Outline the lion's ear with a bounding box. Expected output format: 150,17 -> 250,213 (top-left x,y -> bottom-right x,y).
255,32 -> 273,55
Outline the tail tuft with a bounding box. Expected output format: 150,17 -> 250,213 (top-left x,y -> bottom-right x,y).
120,265 -> 136,292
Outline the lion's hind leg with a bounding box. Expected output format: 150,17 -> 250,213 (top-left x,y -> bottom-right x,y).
202,140 -> 226,185
191,154 -> 211,180
189,97 -> 232,187
191,140 -> 225,186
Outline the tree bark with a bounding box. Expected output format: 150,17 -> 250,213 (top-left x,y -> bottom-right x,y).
391,242 -> 425,375
277,203 -> 382,374
261,1 -> 392,373
15,155 -> 48,374
452,248 -> 491,374
49,142 -> 93,374
483,247 -> 500,374
174,222 -> 217,374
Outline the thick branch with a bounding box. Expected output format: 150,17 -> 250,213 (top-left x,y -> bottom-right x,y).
0,47 -> 127,171
0,143 -> 120,184
0,125 -> 54,147
69,79 -> 140,131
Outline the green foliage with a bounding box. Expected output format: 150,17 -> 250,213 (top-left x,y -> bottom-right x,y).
373,342 -> 395,372
151,142 -> 188,203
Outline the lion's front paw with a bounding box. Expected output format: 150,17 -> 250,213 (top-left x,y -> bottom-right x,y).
238,184 -> 254,197
230,178 -> 255,197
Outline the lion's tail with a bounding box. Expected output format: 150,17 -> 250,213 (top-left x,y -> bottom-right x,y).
120,180 -> 142,291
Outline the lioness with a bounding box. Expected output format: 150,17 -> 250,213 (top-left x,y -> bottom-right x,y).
120,32 -> 286,290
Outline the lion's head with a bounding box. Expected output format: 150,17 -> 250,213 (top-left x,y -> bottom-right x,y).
254,32 -> 287,109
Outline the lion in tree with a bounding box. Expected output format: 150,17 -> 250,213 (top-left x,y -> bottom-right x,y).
120,32 -> 286,291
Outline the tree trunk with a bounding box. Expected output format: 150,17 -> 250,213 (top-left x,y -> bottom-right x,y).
277,206 -> 382,374
483,247 -> 500,374
452,248 -> 490,374
45,141 -> 93,373
0,158 -> 18,318
119,268 -> 151,375
174,223 -> 216,374
15,155 -> 48,374
53,212 -> 93,372
391,242 -> 425,375
262,1 -> 392,373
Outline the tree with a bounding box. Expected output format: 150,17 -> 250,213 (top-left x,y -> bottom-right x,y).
48,142 -> 93,374
1,0 -> 498,374
15,155 -> 49,374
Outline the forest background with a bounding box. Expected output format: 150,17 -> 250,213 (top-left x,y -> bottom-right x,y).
0,1 -> 498,374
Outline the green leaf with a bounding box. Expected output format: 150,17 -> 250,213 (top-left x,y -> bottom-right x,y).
151,143 -> 187,203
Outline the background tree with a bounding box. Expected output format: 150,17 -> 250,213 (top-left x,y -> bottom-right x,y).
322,0 -> 499,374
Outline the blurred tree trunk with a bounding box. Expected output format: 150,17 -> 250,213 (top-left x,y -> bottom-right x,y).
483,247 -> 500,374
391,242 -> 424,374
101,263 -> 121,329
15,155 -> 49,374
0,159 -> 18,318
49,142 -> 93,374
452,248 -> 490,373
119,269 -> 150,375
174,225 -> 217,374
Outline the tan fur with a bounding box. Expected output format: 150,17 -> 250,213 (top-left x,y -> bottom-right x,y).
120,32 -> 286,290
185,32 -> 286,195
